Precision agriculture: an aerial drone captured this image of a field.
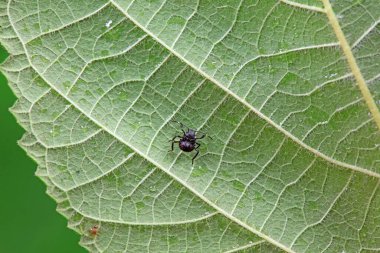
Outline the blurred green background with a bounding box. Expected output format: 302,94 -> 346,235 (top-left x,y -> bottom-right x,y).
0,45 -> 85,252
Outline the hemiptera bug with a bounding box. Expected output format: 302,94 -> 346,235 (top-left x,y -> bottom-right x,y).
169,120 -> 210,164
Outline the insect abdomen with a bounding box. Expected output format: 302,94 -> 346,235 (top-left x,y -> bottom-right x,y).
179,140 -> 194,152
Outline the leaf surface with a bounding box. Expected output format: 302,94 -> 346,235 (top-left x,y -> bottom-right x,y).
1,0 -> 380,252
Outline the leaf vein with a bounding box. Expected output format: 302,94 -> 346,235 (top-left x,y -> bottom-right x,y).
109,0 -> 379,178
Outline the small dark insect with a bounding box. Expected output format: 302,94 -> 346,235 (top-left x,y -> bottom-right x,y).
169,120 -> 210,164
89,225 -> 99,236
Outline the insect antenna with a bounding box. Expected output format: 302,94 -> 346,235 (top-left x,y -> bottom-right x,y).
170,119 -> 212,139
170,119 -> 191,132
170,120 -> 187,128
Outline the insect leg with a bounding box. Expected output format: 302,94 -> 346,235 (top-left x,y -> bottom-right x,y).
169,136 -> 182,142
192,143 -> 201,165
196,133 -> 206,139
171,141 -> 180,151
192,150 -> 199,165
169,136 -> 181,151
195,131 -> 213,140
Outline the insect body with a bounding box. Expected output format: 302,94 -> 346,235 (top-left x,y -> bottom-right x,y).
89,225 -> 99,236
170,121 -> 208,164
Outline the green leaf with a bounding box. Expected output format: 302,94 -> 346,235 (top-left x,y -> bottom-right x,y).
1,0 -> 380,252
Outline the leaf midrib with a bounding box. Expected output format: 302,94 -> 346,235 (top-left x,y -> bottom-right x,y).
321,0 -> 380,130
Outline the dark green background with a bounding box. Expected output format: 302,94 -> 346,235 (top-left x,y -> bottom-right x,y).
0,46 -> 85,252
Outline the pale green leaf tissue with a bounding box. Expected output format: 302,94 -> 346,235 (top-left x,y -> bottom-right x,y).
1,0 -> 379,252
